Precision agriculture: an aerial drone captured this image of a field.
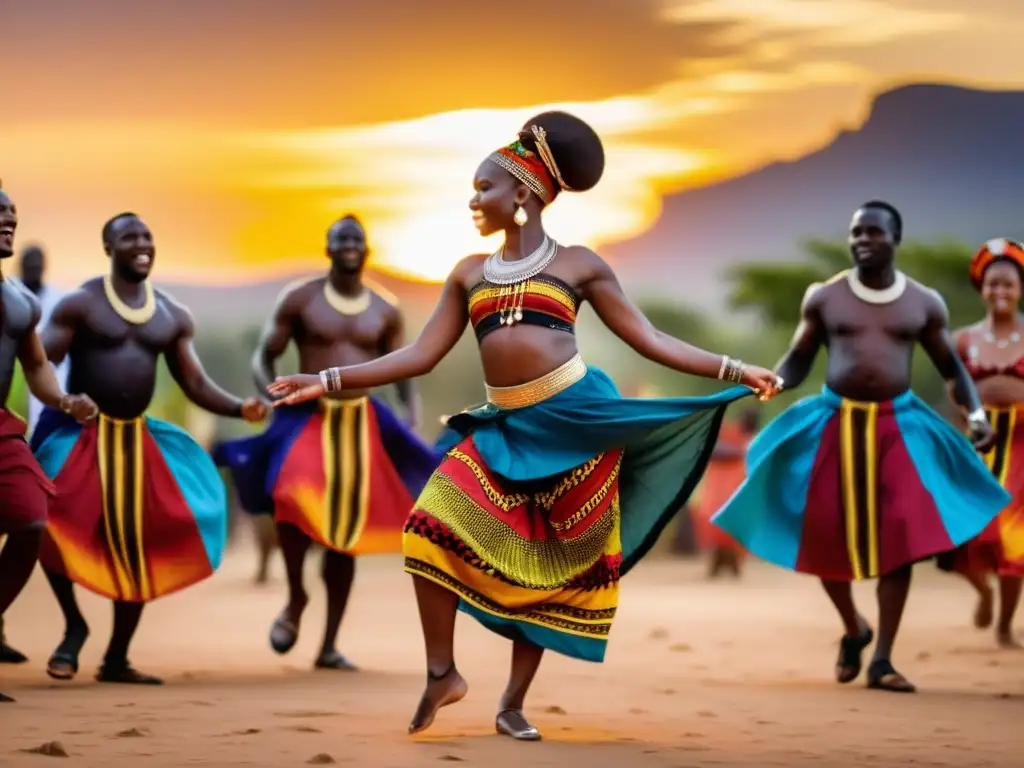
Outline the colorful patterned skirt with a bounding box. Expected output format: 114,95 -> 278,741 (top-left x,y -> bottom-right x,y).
403,354 -> 751,662
31,408 -> 227,602
937,404 -> 1024,577
712,387 -> 1010,581
213,397 -> 438,555
0,408 -> 53,535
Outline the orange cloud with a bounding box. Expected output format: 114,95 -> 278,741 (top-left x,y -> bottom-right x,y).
3,0 -> 1023,289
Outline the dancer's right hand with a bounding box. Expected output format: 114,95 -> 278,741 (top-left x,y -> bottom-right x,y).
741,366 -> 783,402
267,374 -> 325,406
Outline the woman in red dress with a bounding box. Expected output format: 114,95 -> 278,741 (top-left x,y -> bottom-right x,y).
941,238 -> 1024,647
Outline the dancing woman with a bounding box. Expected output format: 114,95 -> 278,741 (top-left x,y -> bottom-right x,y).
939,239 -> 1024,646
268,112 -> 781,739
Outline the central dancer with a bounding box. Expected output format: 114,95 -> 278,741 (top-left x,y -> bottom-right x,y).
269,111 -> 782,740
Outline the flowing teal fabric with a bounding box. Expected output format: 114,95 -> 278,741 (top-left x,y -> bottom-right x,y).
711,386 -> 1009,577
438,366 -> 752,574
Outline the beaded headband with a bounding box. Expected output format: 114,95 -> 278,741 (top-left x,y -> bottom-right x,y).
969,238 -> 1024,289
487,125 -> 575,205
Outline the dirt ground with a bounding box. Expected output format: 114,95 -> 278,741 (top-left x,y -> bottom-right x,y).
2,534 -> 1022,767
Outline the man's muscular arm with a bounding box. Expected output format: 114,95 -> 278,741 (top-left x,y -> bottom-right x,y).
165,301 -> 249,418
921,292 -> 983,413
381,304 -> 422,429
40,291 -> 84,365
20,298 -> 96,420
944,327 -> 970,430
774,283 -> 826,391
252,287 -> 300,397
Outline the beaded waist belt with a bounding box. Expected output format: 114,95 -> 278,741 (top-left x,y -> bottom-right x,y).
485,353 -> 587,409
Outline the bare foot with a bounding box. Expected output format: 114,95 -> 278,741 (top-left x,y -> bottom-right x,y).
975,588 -> 994,629
408,666 -> 468,735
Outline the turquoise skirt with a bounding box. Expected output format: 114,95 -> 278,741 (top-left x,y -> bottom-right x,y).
712,386 -> 1010,581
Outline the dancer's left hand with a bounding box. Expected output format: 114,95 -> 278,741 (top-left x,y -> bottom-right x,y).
267,374 -> 325,406
240,397 -> 269,423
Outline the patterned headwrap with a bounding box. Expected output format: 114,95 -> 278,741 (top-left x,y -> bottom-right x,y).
969,238 -> 1024,289
487,125 -> 574,205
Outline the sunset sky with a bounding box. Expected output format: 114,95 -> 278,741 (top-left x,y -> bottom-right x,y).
5,0 -> 1023,286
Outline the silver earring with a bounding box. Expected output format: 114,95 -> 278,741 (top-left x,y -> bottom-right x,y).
513,205 -> 528,226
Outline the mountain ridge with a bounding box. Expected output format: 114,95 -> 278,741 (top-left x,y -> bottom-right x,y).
158,83 -> 1024,326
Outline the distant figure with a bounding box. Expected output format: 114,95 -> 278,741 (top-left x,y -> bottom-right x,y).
693,405 -> 760,578
250,514 -> 279,585
938,238 -> 1024,647
18,245 -> 69,437
213,214 -> 438,672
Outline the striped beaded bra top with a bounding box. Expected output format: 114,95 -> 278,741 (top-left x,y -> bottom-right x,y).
468,274 -> 581,342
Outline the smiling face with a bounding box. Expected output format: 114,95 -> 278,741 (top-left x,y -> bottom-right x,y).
105,215 -> 155,282
981,259 -> 1022,319
327,218 -> 367,275
848,207 -> 897,270
468,159 -> 529,237
0,191 -> 17,260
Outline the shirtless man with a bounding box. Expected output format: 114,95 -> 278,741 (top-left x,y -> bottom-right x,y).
712,200 -> 1008,692
0,186 -> 96,701
31,211 -> 266,684
215,215 -> 438,670
1,246 -> 70,665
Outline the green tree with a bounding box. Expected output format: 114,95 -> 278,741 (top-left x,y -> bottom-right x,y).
728,238 -> 979,412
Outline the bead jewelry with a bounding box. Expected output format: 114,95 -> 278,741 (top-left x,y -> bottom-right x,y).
319,367 -> 343,393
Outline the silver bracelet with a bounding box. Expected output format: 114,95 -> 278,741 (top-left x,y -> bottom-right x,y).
967,407 -> 987,425
727,358 -> 746,383
319,367 -> 343,393
718,356 -> 729,380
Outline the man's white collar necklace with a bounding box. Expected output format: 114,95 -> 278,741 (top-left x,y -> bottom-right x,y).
846,269 -> 907,304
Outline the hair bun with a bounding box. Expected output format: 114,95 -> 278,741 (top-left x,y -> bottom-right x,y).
517,111 -> 605,193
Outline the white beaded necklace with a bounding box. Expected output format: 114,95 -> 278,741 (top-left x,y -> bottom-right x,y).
846,270 -> 907,304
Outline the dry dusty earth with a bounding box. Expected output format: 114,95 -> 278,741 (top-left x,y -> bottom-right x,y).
1,536 -> 1022,767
